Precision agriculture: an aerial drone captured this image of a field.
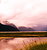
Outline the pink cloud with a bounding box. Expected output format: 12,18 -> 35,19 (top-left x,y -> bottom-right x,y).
0,0 -> 47,28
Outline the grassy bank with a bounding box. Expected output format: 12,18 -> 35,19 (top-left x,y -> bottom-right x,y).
0,31 -> 47,37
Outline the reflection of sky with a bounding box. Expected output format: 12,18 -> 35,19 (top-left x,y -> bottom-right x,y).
0,0 -> 47,28
0,37 -> 47,50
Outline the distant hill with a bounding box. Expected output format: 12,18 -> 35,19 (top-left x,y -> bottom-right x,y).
18,25 -> 47,31
42,26 -> 47,31
33,25 -> 47,31
18,26 -> 35,31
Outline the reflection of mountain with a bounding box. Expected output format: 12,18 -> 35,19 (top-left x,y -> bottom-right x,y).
0,23 -> 19,31
18,26 -> 35,31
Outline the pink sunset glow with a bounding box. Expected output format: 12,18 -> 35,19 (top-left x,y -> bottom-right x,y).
0,0 -> 47,28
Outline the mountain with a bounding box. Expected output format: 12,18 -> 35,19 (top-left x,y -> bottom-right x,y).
33,25 -> 47,31
18,26 -> 35,31
0,23 -> 19,31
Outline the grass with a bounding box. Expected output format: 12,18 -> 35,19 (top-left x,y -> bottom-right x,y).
0,31 -> 47,37
25,42 -> 47,50
0,31 -> 47,50
30,43 -> 47,50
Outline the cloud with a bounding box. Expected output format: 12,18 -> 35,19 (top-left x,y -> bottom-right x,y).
0,0 -> 47,29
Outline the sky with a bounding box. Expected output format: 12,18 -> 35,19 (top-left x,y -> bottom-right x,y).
0,0 -> 47,28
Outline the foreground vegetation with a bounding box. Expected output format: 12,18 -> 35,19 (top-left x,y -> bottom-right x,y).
0,31 -> 47,50
31,43 -> 47,50
25,41 -> 47,50
0,37 -> 47,50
